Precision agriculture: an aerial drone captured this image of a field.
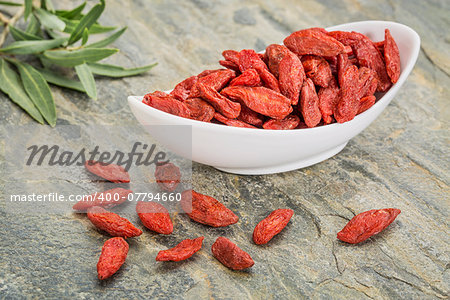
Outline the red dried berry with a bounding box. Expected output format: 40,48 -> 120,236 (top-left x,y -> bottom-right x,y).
337,53 -> 349,88
181,190 -> 239,227
384,29 -> 401,84
337,208 -> 401,244
284,28 -> 345,57
221,86 -> 292,120
197,69 -> 221,78
97,237 -> 129,280
72,188 -> 131,211
300,78 -> 322,127
211,237 -> 254,270
264,44 -> 290,78
263,115 -> 300,130
184,97 -> 215,122
357,67 -> 378,99
229,69 -> 262,87
238,49 -> 280,92
214,112 -> 256,128
194,83 -> 241,119
301,55 -> 332,88
279,51 -> 305,105
222,49 -> 240,65
155,162 -> 181,192
87,206 -> 142,238
194,69 -> 235,93
253,209 -> 294,245
136,201 -> 173,235
156,237 -> 204,262
358,95 -> 376,114
84,160 -> 130,183
170,75 -> 198,101
219,60 -> 240,72
334,65 -> 360,123
237,105 -> 264,127
142,92 -> 191,118
318,77 -> 340,124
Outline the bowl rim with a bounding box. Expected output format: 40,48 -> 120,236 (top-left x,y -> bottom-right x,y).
129,20 -> 420,136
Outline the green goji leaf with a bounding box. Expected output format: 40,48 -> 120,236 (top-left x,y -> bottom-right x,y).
0,37 -> 66,55
86,27 -> 126,48
67,0 -> 105,45
81,28 -> 89,45
24,0 -> 32,20
9,26 -> 42,41
25,15 -> 41,35
56,2 -> 86,20
38,68 -> 86,93
0,59 -> 44,124
42,47 -> 118,67
0,1 -> 22,6
87,62 -> 157,77
75,63 -> 96,99
34,8 -> 65,31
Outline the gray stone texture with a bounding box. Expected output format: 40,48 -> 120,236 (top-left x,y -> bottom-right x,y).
0,0 -> 449,299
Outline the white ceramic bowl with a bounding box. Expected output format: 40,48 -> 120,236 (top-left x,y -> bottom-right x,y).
128,21 -> 420,175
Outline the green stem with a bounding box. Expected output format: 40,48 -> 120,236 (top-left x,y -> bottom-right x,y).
0,6 -> 25,48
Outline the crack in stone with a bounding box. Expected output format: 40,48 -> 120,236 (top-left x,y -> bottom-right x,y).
420,46 -> 450,78
331,242 -> 344,274
332,279 -> 375,299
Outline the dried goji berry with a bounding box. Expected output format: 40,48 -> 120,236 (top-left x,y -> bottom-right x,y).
237,105 -> 264,127
238,49 -> 280,92
300,78 -> 322,127
263,115 -> 300,130
264,44 -> 290,78
142,92 -> 191,118
213,112 -> 256,128
181,190 -> 239,227
253,209 -> 294,245
211,237 -> 254,270
229,69 -> 261,87
73,188 -> 131,211
329,31 -> 392,92
373,41 -> 384,53
194,69 -> 235,93
384,29 -> 401,84
357,67 -> 378,99
279,51 -> 305,105
301,55 -> 332,88
222,49 -> 240,65
85,160 -> 130,183
219,60 -> 240,72
318,77 -> 340,124
284,28 -> 345,57
197,69 -> 221,78
184,97 -> 215,122
221,86 -> 292,120
87,206 -> 142,238
156,237 -> 204,262
334,65 -> 360,123
170,75 -> 198,101
155,162 -> 181,192
337,53 -> 349,88
358,95 -> 376,114
136,201 -> 173,234
97,237 -> 128,280
337,208 -> 401,244
194,83 -> 241,119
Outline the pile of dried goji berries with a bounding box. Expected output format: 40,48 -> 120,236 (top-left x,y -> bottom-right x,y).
142,27 -> 400,129
75,161 -> 401,280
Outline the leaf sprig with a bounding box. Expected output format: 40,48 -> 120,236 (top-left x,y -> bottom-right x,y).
0,0 -> 157,126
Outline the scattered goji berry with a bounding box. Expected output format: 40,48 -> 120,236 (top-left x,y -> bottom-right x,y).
73,188 -> 131,211
384,29 -> 401,84
334,65 -> 360,123
229,69 -> 261,87
300,78 -> 322,127
184,97 -> 215,122
142,92 -> 191,118
253,209 -> 294,244
136,201 -> 173,235
211,237 -> 254,270
170,75 -> 198,101
156,237 -> 204,261
284,28 -> 345,57
193,83 -> 241,119
84,160 -> 130,183
87,206 -> 142,238
263,115 -> 300,130
337,208 -> 401,244
181,190 -> 239,227
318,77 -> 340,124
155,162 -> 181,192
279,51 -> 305,105
214,112 -> 256,128
97,237 -> 129,280
221,86 -> 292,120
301,55 -> 332,88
